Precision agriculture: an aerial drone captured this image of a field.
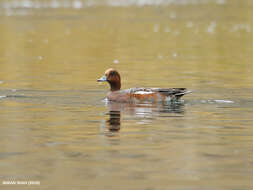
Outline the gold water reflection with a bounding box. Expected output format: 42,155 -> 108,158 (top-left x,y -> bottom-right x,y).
0,4 -> 253,90
0,1 -> 253,190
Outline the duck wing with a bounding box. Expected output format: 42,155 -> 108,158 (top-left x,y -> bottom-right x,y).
128,88 -> 191,100
153,88 -> 191,98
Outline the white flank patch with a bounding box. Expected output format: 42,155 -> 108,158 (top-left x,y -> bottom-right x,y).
165,96 -> 171,101
134,91 -> 154,95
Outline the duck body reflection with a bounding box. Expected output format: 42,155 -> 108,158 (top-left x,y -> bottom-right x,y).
107,110 -> 121,132
106,100 -> 185,132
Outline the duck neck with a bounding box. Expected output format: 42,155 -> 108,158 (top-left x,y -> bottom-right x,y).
109,81 -> 121,91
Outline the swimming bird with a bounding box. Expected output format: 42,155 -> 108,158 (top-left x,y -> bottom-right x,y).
97,68 -> 191,102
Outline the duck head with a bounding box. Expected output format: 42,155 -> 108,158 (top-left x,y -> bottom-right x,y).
97,68 -> 121,91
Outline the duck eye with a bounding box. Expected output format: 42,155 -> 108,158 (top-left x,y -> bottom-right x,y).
110,71 -> 117,76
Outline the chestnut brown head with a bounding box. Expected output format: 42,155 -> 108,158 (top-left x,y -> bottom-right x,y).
97,68 -> 121,91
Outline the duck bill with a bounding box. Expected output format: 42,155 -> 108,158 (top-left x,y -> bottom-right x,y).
97,75 -> 107,82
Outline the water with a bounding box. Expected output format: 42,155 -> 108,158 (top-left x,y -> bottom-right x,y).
0,1 -> 253,189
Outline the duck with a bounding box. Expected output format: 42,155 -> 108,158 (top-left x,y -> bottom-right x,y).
97,68 -> 191,102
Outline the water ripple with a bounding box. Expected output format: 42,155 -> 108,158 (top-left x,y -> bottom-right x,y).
0,0 -> 227,10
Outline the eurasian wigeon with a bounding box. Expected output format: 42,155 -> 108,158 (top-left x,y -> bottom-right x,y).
97,68 -> 191,102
